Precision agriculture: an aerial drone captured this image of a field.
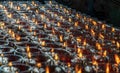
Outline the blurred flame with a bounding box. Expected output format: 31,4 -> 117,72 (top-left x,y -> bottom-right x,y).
1,54 -> 4,57
114,54 -> 120,64
99,33 -> 104,39
92,20 -> 97,26
27,52 -> 31,59
67,62 -> 71,68
91,29 -> 95,36
74,22 -> 78,27
57,22 -> 61,27
69,18 -> 72,22
96,43 -> 102,50
16,35 -> 21,41
103,50 -> 107,57
18,25 -> 21,30
116,42 -> 120,49
33,31 -> 36,36
17,6 -> 20,10
41,41 -> 45,46
44,24 -> 47,29
54,54 -> 59,61
60,16 -> 63,20
8,62 -> 12,67
26,45 -> 30,52
83,39 -> 86,46
36,10 -> 38,14
27,6 -> 30,10
63,41 -> 67,47
46,66 -> 50,73
52,28 -> 55,34
12,32 -> 15,38
106,63 -> 110,73
102,24 -> 106,30
112,27 -> 115,32
59,35 -> 63,42
77,68 -> 82,73
76,37 -> 81,43
37,63 -> 41,68
85,24 -> 88,30
77,48 -> 83,58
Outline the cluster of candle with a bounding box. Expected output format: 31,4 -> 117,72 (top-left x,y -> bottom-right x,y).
0,1 -> 119,73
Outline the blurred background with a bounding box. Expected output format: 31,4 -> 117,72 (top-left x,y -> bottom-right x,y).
39,0 -> 120,28
55,0 -> 120,28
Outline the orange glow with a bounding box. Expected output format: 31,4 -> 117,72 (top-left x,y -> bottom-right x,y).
29,27 -> 32,32
37,63 -> 41,68
57,22 -> 61,27
92,20 -> 97,26
17,6 -> 20,10
69,18 -> 72,22
8,62 -> 12,67
83,39 -> 86,46
12,32 -> 15,38
26,46 -> 30,52
74,22 -> 78,27
92,58 -> 98,66
46,66 -> 50,73
36,10 -> 38,14
41,41 -> 45,46
102,24 -> 106,30
1,54 -> 4,57
59,35 -> 63,42
99,33 -> 104,39
103,50 -> 107,57
96,43 -> 102,50
91,29 -> 95,36
44,24 -> 47,29
8,29 -> 12,34
18,25 -> 21,30
51,48 -> 54,53
33,31 -> 36,36
106,63 -> 110,73
77,68 -> 82,73
77,48 -> 83,58
52,28 -> 55,34
114,54 -> 120,64
85,24 -> 88,30
8,13 -> 12,18
60,16 -> 63,20
112,27 -> 115,32
67,62 -> 71,68
32,18 -> 35,23
27,52 -> 31,59
67,29 -> 70,33
76,37 -> 81,43
116,42 -> 120,49
63,41 -> 67,47
16,35 -> 21,41
27,6 -> 30,10
54,54 -> 59,61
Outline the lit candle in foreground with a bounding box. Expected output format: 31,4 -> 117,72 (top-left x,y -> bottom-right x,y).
46,66 -> 50,73
8,62 -> 12,72
106,63 -> 110,73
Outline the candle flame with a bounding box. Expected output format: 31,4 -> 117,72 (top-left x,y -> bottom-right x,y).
83,39 -> 86,46
69,18 -> 72,22
37,63 -> 41,68
27,52 -> 31,59
1,54 -> 4,57
57,22 -> 61,27
102,24 -> 106,30
112,27 -> 115,32
92,20 -> 97,26
26,46 -> 30,52
99,33 -> 104,39
16,35 -> 21,41
92,58 -> 98,66
54,54 -> 59,61
44,24 -> 47,29
106,63 -> 110,73
96,43 -> 102,50
114,54 -> 120,64
63,41 -> 67,47
76,37 -> 81,43
46,66 -> 50,73
103,50 -> 107,57
17,6 -> 20,10
59,35 -> 63,42
41,41 -> 45,46
27,6 -> 30,10
33,31 -> 36,36
74,22 -> 78,27
91,29 -> 95,36
116,42 -> 120,49
77,48 -> 83,58
36,10 -> 38,14
8,62 -> 12,67
77,68 -> 82,73
67,62 -> 71,67
52,28 -> 55,34
85,24 -> 88,30
12,32 -> 15,38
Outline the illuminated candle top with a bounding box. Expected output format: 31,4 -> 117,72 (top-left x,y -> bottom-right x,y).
26,45 -> 30,52
103,50 -> 107,57
36,62 -> 41,68
74,22 -> 78,27
57,22 -> 61,27
16,35 -> 21,41
59,35 -> 63,42
27,52 -> 31,59
54,54 -> 59,61
41,41 -> 45,47
114,54 -> 120,64
96,42 -> 102,50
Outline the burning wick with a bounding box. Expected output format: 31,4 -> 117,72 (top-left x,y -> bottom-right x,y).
27,52 -> 31,59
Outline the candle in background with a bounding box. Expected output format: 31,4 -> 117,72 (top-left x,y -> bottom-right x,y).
26,45 -> 30,52
16,35 -> 21,41
103,50 -> 107,57
0,54 -> 4,65
41,41 -> 45,47
74,21 -> 78,27
96,42 -> 102,50
102,24 -> 106,30
36,62 -> 41,68
91,29 -> 95,36
59,35 -> 63,42
114,54 -> 120,65
116,42 -> 120,49
57,22 -> 61,27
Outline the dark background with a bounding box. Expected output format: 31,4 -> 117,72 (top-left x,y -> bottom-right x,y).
54,0 -> 120,28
